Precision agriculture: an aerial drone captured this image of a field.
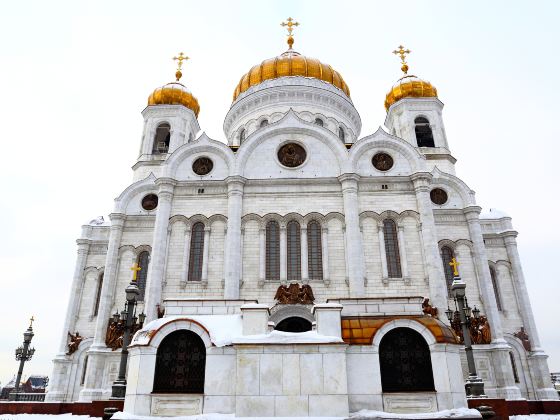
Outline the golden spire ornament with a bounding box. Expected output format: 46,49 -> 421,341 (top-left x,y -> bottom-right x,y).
29,316 -> 35,328
281,17 -> 300,49
392,44 -> 411,75
173,52 -> 189,82
449,257 -> 460,277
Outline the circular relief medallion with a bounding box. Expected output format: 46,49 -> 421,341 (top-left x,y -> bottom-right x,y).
430,188 -> 448,205
192,157 -> 214,175
372,152 -> 394,171
141,194 -> 158,211
278,143 -> 307,168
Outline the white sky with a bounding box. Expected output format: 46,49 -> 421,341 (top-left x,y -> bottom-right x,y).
0,0 -> 559,386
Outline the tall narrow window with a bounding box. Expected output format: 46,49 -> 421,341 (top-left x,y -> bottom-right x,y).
93,272 -> 104,316
338,127 -> 346,142
260,119 -> 269,128
441,246 -> 455,296
136,251 -> 150,301
489,265 -> 503,311
153,123 -> 171,154
239,129 -> 246,144
509,352 -> 520,383
80,355 -> 89,386
188,223 -> 205,282
266,221 -> 280,280
307,221 -> 323,280
414,117 -> 435,147
287,221 -> 301,280
383,219 -> 402,278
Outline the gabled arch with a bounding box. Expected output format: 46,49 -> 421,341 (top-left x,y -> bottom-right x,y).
114,173 -> 157,213
431,167 -> 476,207
303,212 -> 327,228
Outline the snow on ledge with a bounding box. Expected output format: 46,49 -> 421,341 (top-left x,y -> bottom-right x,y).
232,329 -> 344,345
349,408 -> 482,418
479,208 -> 510,220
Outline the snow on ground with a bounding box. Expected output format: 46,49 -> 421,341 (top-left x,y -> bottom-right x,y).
510,416 -> 560,420
0,416 -> 99,420
349,408 -> 481,418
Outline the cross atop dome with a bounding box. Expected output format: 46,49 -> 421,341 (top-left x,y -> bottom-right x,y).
393,44 -> 411,75
173,52 -> 189,82
281,17 -> 300,49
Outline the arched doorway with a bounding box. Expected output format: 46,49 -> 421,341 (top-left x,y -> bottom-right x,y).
379,327 -> 435,392
275,316 -> 312,333
153,330 -> 206,393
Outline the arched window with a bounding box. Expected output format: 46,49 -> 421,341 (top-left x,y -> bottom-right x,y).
489,265 -> 503,311
414,117 -> 435,147
153,330 -> 206,393
383,219 -> 401,278
80,355 -> 89,386
239,128 -> 246,144
93,272 -> 104,316
136,251 -> 150,301
188,223 -> 205,282
153,123 -> 171,154
338,126 -> 346,142
275,317 -> 312,333
380,328 -> 435,392
307,221 -> 323,280
259,119 -> 269,128
441,246 -> 455,296
314,118 -> 324,127
287,221 -> 301,280
266,221 -> 280,280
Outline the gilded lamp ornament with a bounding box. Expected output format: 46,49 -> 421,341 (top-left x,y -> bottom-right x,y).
384,44 -> 437,111
148,52 -> 200,117
233,17 -> 350,102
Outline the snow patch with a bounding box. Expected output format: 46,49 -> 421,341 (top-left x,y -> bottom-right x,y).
479,208 -> 510,220
349,407 -> 481,419
232,329 -> 343,344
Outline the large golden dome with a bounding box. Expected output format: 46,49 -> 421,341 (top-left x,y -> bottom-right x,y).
233,49 -> 350,102
384,75 -> 437,111
148,82 -> 200,117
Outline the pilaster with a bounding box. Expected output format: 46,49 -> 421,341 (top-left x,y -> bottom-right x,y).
223,176 -> 245,299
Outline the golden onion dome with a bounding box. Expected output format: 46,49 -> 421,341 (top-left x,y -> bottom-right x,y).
384,75 -> 438,111
147,52 -> 200,117
233,49 -> 350,102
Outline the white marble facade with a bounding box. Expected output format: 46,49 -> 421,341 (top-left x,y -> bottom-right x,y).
47,48 -> 558,417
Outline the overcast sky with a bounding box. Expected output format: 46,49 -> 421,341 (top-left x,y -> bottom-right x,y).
0,0 -> 559,386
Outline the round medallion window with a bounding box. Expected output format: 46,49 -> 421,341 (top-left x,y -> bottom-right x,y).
192,157 -> 214,175
278,143 -> 306,168
141,194 -> 158,211
372,152 -> 394,171
430,188 -> 448,205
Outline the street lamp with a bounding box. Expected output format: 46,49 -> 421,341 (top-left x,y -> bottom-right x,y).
445,258 -> 486,398
12,317 -> 36,401
110,270 -> 146,399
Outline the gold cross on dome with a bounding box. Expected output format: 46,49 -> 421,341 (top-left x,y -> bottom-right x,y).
131,263 -> 142,281
281,17 -> 300,49
449,257 -> 460,277
393,44 -> 411,75
173,52 -> 189,81
29,316 -> 35,328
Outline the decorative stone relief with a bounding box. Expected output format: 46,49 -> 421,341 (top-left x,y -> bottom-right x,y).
278,143 -> 306,168
192,157 -> 214,175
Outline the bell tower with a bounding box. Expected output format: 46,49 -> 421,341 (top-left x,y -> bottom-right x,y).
384,46 -> 455,174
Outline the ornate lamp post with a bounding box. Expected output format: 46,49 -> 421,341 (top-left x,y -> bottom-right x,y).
445,258 -> 486,398
12,317 -> 36,401
111,264 -> 146,399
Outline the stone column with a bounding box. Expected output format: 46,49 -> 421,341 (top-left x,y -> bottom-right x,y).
377,222 -> 389,281
410,173 -> 447,311
301,226 -> 309,282
339,174 -> 365,296
144,179 -> 175,322
321,227 -> 330,284
313,303 -> 343,338
47,231 -> 92,402
223,176 -> 245,299
417,222 -> 429,283
280,224 -> 287,282
398,225 -> 410,282
502,231 -> 558,399
259,227 -> 265,286
464,206 -> 520,399
180,224 -> 191,287
80,213 -> 125,401
201,226 -> 211,285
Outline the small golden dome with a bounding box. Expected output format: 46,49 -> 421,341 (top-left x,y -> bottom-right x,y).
233,49 -> 350,102
148,82 -> 200,117
384,75 -> 437,111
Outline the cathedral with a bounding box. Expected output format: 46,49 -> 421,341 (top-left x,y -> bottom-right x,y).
47,19 -> 558,417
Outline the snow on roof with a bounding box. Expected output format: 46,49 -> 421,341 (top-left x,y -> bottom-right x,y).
232,330 -> 343,345
479,208 -> 510,220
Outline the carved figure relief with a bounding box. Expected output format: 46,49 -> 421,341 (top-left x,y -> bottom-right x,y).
274,283 -> 315,304
422,298 -> 438,317
278,143 -> 306,168
451,312 -> 492,345
430,188 -> 448,205
66,331 -> 83,355
141,194 -> 158,211
105,318 -> 143,351
192,157 -> 214,175
372,152 -> 394,171
514,327 -> 531,352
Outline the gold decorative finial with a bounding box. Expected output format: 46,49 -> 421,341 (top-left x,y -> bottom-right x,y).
393,44 -> 411,75
281,17 -> 300,49
173,52 -> 189,82
29,316 -> 35,329
131,263 -> 142,281
449,258 -> 460,277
